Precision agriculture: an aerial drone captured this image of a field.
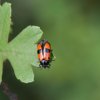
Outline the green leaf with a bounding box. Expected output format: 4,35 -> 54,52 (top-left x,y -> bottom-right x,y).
7,26 -> 43,83
0,3 -> 11,44
0,56 -> 3,83
0,3 -> 11,83
0,3 -> 43,83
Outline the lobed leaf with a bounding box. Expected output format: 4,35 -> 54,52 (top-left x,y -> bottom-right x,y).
0,3 -> 43,83
7,26 -> 43,83
0,56 -> 3,83
0,3 -> 11,44
0,3 -> 11,83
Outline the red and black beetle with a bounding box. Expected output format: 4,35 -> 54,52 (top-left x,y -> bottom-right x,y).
37,40 -> 53,68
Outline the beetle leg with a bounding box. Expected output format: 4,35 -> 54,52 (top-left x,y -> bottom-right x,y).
39,64 -> 42,68
47,64 -> 51,68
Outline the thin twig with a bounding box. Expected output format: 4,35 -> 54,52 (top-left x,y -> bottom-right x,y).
0,82 -> 19,100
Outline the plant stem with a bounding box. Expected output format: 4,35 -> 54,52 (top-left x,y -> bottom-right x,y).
0,82 -> 19,100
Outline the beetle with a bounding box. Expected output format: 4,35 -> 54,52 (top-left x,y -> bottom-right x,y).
37,40 -> 53,68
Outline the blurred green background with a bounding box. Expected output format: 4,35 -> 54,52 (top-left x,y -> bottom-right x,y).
1,0 -> 100,100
